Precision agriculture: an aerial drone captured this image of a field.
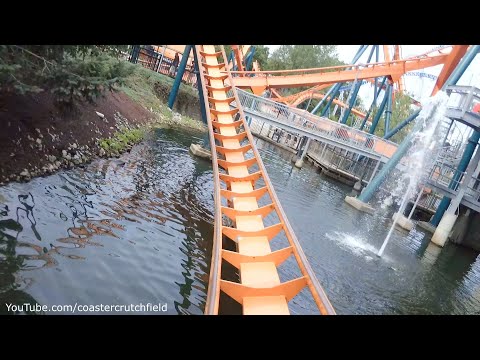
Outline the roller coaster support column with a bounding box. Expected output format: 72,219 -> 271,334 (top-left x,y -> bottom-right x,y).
193,47 -> 207,125
312,84 -> 339,115
384,85 -> 393,135
192,46 -> 209,149
295,137 -> 312,169
340,80 -> 362,124
295,136 -> 307,153
168,45 -> 193,109
346,44 -> 478,214
383,109 -> 421,140
245,47 -> 255,71
129,45 -> 140,64
368,83 -> 390,134
318,84 -> 341,116
345,116 -> 425,213
430,131 -> 480,224
305,94 -> 313,111
340,46 -> 375,124
374,45 -> 380,106
429,45 -> 480,229
431,137 -> 480,247
339,46 -> 375,125
360,77 -> 387,131
317,45 -> 368,117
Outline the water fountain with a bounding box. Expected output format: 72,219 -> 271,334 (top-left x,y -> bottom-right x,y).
377,91 -> 450,257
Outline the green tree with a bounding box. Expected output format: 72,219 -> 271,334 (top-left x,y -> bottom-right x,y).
266,45 -> 343,71
251,45 -> 269,69
266,46 -> 344,98
354,95 -> 366,113
222,45 -> 232,59
0,45 -> 132,105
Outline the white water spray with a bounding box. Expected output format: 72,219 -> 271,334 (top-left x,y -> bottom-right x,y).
377,91 -> 450,257
378,180 -> 414,256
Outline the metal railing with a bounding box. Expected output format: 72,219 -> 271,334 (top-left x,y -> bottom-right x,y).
419,152 -> 480,212
466,175 -> 480,202
445,86 -> 480,133
232,88 -> 399,161
128,45 -> 198,87
250,118 -> 301,150
446,85 -> 480,113
427,159 -> 465,190
416,191 -> 443,212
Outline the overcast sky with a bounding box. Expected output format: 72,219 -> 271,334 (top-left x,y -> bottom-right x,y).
265,45 -> 479,105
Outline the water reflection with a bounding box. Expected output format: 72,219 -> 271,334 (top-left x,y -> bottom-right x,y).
1,128 -> 480,315
0,202 -> 42,313
0,128 -> 213,314
253,137 -> 480,315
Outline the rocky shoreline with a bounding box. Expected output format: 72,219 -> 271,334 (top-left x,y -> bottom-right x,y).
10,111 -> 140,183
0,85 -> 205,186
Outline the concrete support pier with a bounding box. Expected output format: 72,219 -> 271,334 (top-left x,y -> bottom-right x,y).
344,196 -> 374,214
431,213 -> 458,247
294,138 -> 311,169
392,212 -> 414,231
190,143 -> 211,160
431,145 -> 480,247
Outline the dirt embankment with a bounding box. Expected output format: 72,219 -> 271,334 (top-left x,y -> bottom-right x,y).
0,92 -> 201,187
153,82 -> 202,120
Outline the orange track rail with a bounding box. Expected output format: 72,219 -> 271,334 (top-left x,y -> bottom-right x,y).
272,84 -> 332,104
289,92 -> 367,118
229,52 -> 450,89
198,45 -> 335,315
431,45 -> 469,95
227,46 -> 464,111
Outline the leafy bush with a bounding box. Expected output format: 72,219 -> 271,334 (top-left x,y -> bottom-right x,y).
0,45 -> 134,105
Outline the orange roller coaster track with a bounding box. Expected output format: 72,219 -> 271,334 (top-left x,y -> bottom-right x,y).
229,46 -> 468,92
198,45 -> 335,315
229,53 -> 449,88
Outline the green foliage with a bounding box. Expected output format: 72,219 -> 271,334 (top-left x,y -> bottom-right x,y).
222,45 -> 232,59
354,95 -> 366,112
0,45 -> 132,105
121,64 -> 196,110
160,106 -> 173,120
125,129 -> 143,142
99,128 -> 145,154
266,45 -> 344,71
100,140 -> 110,150
267,46 -> 344,98
220,45 -> 342,78
251,45 -> 269,69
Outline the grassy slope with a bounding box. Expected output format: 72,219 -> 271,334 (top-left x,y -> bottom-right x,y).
120,65 -> 205,132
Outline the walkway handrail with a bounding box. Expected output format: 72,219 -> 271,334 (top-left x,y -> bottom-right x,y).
234,87 -> 399,159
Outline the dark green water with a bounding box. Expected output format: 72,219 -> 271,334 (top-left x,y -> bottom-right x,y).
1,128 -> 479,314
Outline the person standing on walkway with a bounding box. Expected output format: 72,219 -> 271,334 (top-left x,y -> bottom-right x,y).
189,60 -> 196,84
169,52 -> 180,77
